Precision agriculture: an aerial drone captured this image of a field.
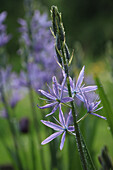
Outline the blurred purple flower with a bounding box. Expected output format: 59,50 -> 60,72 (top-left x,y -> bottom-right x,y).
0,11 -> 11,47
18,10 -> 60,90
0,11 -> 7,24
37,76 -> 73,117
41,105 -> 75,150
0,66 -> 27,110
84,75 -> 95,85
0,109 -> 8,118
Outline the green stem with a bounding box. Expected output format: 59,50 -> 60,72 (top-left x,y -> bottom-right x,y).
60,41 -> 87,169
27,80 -> 46,170
12,109 -> 30,170
51,5 -> 95,169
66,76 -> 88,170
77,113 -> 89,124
0,78 -> 24,170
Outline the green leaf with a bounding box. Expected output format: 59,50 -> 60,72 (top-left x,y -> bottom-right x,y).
95,76 -> 113,136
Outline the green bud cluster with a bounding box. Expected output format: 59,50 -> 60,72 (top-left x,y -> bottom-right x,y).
50,6 -> 71,73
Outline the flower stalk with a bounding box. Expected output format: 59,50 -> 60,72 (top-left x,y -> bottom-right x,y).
0,69 -> 24,170
50,6 -> 95,169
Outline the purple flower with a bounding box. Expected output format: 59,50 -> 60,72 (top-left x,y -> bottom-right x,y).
0,11 -> 11,47
0,109 -> 8,118
37,76 -> 73,117
41,105 -> 75,150
9,88 -> 27,108
60,66 -> 97,102
0,66 -> 27,109
0,11 -> 7,24
18,10 -> 61,90
83,92 -> 106,120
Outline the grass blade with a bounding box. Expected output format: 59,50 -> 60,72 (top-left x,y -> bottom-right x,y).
95,76 -> 113,136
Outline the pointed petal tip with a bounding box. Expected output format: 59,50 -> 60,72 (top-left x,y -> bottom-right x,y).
45,112 -> 53,117
52,76 -> 57,81
41,142 -> 44,145
37,104 -> 40,108
82,65 -> 85,71
40,120 -> 44,123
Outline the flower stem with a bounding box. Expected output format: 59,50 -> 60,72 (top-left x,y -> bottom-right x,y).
50,6 -> 95,169
77,113 -> 89,124
27,74 -> 46,170
66,76 -> 88,170
0,71 -> 24,170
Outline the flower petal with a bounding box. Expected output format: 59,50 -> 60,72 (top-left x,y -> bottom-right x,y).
68,126 -> 75,131
60,131 -> 66,150
93,106 -> 103,112
60,75 -> 67,99
90,112 -> 107,120
57,83 -> 68,92
38,89 -> 56,100
81,85 -> 97,92
66,110 -> 72,127
59,105 -> 65,126
47,84 -> 55,96
45,103 -> 59,117
41,131 -> 63,145
69,76 -> 74,89
37,102 -> 56,109
76,66 -> 85,89
52,76 -> 59,97
92,101 -> 101,111
41,120 -> 63,130
75,93 -> 84,102
61,97 -> 73,103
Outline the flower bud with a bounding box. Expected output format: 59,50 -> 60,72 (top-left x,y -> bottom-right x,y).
56,35 -> 61,50
51,6 -> 57,36
59,23 -> 65,42
55,45 -> 62,66
65,43 -> 70,61
19,117 -> 29,134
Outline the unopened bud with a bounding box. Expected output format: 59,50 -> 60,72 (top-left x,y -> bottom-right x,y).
65,43 -> 70,61
56,35 -> 61,50
19,117 -> 29,134
59,23 -> 65,42
51,6 -> 57,36
55,45 -> 62,66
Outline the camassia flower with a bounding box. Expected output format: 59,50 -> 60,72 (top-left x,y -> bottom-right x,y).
60,66 -> 97,102
37,76 -> 73,117
41,106 -> 75,150
83,92 -> 106,120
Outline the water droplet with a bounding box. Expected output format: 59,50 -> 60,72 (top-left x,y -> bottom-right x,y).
107,126 -> 110,130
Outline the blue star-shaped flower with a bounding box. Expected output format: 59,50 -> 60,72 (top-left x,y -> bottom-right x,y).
59,66 -> 97,102
37,75 -> 73,117
41,105 -> 75,150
